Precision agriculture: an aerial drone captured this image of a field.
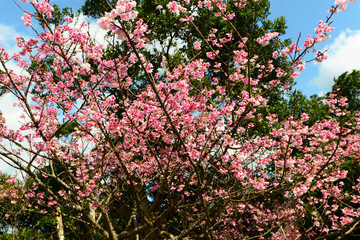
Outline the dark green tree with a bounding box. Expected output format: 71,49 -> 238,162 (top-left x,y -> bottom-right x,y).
82,0 -> 290,94
331,70 -> 360,113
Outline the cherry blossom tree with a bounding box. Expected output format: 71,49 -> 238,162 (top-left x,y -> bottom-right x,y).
0,0 -> 360,239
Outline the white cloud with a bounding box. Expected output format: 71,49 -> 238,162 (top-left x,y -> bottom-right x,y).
68,14 -> 109,47
0,23 -> 29,175
0,94 -> 23,130
0,17 -> 108,175
88,19 -> 109,46
0,24 -> 21,51
0,93 -> 24,175
0,23 -> 31,53
0,23 -> 32,75
0,15 -> 113,175
317,90 -> 326,97
311,29 -> 360,90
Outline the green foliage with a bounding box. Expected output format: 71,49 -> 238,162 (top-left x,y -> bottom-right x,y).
82,0 -> 115,19
47,4 -> 77,26
331,69 -> 360,113
83,0 -> 290,88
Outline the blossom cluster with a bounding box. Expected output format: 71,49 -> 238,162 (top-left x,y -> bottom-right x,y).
256,32 -> 279,46
98,0 -> 138,30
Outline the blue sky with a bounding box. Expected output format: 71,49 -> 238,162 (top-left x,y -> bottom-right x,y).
270,0 -> 360,96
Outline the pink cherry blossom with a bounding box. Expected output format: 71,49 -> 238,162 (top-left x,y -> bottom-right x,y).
167,1 -> 182,13
193,41 -> 201,50
0,1 -> 359,239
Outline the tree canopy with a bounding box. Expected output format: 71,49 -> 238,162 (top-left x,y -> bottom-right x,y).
0,0 -> 359,239
331,69 -> 360,113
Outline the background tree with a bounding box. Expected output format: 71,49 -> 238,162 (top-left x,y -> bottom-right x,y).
82,0 -> 290,96
331,69 -> 360,113
81,0 -> 299,144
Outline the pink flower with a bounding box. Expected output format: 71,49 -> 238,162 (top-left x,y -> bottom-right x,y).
272,51 -> 278,59
98,17 -> 111,30
6,178 -> 15,185
81,62 -> 91,71
315,51 -> 328,62
256,32 -> 279,46
193,41 -> 201,50
21,13 -> 32,27
334,0 -> 346,4
206,51 -> 216,59
339,3 -> 347,10
145,62 -> 153,73
64,17 -> 73,23
167,1 -> 181,13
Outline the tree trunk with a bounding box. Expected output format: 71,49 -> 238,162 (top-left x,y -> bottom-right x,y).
56,207 -> 65,240
90,207 -> 97,240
